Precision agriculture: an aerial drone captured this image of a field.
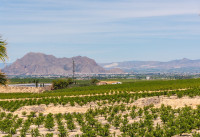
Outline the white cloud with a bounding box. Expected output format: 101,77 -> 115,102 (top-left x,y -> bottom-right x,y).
0,0 -> 200,44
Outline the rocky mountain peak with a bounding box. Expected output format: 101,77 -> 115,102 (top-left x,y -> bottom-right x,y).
2,52 -> 124,75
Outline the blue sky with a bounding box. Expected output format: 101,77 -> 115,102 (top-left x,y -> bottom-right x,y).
1,0 -> 200,63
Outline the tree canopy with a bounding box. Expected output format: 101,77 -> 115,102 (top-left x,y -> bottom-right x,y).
0,36 -> 8,62
0,36 -> 8,85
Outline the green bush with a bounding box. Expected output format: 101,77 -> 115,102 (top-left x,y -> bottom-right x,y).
45,133 -> 53,137
90,79 -> 99,85
45,113 -> 55,131
52,79 -> 73,90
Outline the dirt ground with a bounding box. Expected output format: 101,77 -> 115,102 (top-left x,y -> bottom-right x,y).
134,95 -> 200,109
0,85 -> 51,93
1,95 -> 200,136
14,104 -> 89,117
9,95 -> 200,117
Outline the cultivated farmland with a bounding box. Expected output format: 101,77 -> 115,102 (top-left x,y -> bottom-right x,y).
1,79 -> 200,136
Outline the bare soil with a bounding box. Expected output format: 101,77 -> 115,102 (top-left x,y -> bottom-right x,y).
1,95 -> 200,136
8,95 -> 200,117
0,85 -> 51,93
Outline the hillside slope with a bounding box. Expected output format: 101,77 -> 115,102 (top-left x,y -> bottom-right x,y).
3,52 -> 109,75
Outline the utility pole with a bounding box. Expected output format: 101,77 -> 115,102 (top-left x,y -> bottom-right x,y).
72,59 -> 75,84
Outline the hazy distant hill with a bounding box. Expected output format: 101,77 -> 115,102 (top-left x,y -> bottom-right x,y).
105,68 -> 125,74
100,58 -> 200,73
2,52 -> 124,75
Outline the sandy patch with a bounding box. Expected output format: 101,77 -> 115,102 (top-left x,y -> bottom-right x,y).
133,96 -> 200,109
0,86 -> 51,93
155,96 -> 200,109
134,96 -> 161,107
3,95 -> 200,117
14,104 -> 89,117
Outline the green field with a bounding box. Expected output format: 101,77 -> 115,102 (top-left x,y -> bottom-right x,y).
2,78 -> 200,99
1,78 -> 200,136
8,78 -> 143,85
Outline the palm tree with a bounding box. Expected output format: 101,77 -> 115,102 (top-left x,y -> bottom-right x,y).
0,37 -> 8,62
0,36 -> 8,85
0,73 -> 7,85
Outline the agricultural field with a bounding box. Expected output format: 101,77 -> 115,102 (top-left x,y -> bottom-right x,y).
8,78 -> 90,84
1,79 -> 200,136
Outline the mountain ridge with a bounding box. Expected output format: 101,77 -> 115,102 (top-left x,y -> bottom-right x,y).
99,58 -> 200,73
2,52 -> 124,75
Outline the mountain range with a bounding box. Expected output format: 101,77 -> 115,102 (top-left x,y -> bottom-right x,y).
2,52 -> 124,75
3,52 -> 200,75
99,58 -> 200,73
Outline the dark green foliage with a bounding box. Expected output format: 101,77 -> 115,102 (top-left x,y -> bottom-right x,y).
45,113 -> 54,131
90,78 -> 99,85
3,88 -> 200,112
31,128 -> 40,137
1,79 -> 200,136
22,111 -> 27,116
193,132 -> 200,137
20,119 -> 31,137
2,78 -> 200,100
0,119 -> 12,133
9,78 -> 55,84
1,104 -> 200,136
34,115 -> 44,127
0,73 -> 7,86
0,36 -> 8,85
30,111 -> 36,117
45,133 -> 53,137
52,78 -> 73,90
113,115 -> 122,129
58,125 -> 68,137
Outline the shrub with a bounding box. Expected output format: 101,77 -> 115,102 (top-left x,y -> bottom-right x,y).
90,79 -> 99,85
45,113 -> 55,131
52,79 -> 71,90
22,111 -> 27,116
45,133 -> 53,137
31,128 -> 40,137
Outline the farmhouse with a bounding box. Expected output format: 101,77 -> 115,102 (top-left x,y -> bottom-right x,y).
97,81 -> 122,85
